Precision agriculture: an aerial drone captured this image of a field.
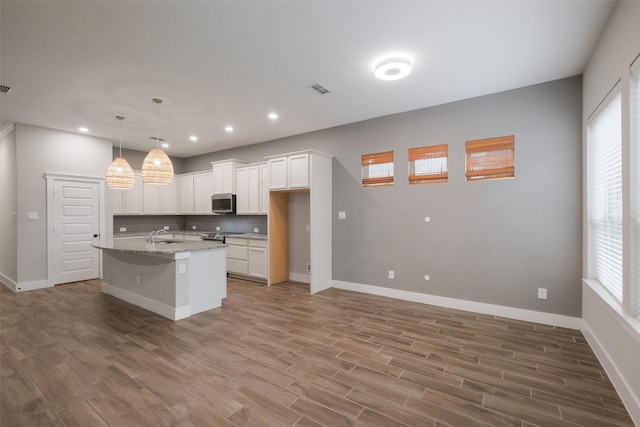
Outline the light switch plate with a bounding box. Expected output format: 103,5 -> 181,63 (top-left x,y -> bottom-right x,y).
537,288 -> 548,300
338,211 -> 346,219
119,227 -> 127,232
27,212 -> 38,221
254,228 -> 259,233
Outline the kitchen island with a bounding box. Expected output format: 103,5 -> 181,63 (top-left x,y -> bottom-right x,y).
92,237 -> 227,321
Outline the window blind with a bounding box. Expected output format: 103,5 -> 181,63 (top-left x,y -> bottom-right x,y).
408,144 -> 448,184
588,90 -> 623,303
465,135 -> 515,181
362,151 -> 394,186
631,64 -> 640,315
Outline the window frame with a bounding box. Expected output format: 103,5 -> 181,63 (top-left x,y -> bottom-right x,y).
362,151 -> 394,187
465,135 -> 515,182
408,144 -> 448,184
587,85 -> 623,304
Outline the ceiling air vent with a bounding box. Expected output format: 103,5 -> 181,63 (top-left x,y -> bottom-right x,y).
0,84 -> 12,94
150,136 -> 165,142
310,82 -> 331,95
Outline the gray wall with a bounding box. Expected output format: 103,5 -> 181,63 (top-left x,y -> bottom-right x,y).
183,76 -> 583,316
115,147 -> 185,174
15,124 -> 113,284
0,126 -> 18,284
289,192 -> 311,278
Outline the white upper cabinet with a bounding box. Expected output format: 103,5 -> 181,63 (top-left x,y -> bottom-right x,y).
111,172 -> 142,215
212,159 -> 246,195
268,157 -> 288,190
259,163 -> 269,215
177,174 -> 194,214
288,153 -> 310,189
193,171 -> 214,213
236,163 -> 264,215
267,151 -> 311,190
143,179 -> 177,214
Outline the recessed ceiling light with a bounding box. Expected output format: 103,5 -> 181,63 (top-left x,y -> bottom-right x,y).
374,56 -> 412,81
189,135 -> 198,141
225,126 -> 234,132
78,126 -> 89,132
161,143 -> 169,149
268,112 -> 278,120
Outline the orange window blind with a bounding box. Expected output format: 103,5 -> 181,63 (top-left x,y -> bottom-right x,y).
408,144 -> 448,184
465,135 -> 515,181
362,151 -> 394,186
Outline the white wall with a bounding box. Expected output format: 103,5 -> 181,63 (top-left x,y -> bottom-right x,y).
0,124 -> 18,289
582,1 -> 640,424
14,124 -> 113,286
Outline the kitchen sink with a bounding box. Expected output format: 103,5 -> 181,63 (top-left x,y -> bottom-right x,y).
153,239 -> 182,244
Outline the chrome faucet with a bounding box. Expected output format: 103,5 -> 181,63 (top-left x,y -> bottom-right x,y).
146,229 -> 167,243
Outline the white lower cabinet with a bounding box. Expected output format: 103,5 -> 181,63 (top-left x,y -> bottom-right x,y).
225,237 -> 267,281
248,239 -> 267,280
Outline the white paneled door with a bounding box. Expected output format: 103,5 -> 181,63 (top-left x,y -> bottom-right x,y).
53,180 -> 101,284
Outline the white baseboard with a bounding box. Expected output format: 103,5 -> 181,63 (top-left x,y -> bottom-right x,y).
289,272 -> 310,284
331,280 -> 582,329
101,282 -> 189,321
0,273 -> 17,292
15,279 -> 52,292
582,280 -> 640,425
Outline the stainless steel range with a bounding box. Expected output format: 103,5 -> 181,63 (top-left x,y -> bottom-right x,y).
200,232 -> 242,243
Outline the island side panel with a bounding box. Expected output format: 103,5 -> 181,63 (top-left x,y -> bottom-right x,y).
102,250 -> 180,319
186,247 -> 227,316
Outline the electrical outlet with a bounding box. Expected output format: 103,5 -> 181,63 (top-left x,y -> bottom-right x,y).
388,270 -> 395,279
163,226 -> 169,230
216,226 -> 221,231
338,211 -> 346,220
306,263 -> 311,273
27,212 -> 38,221
192,225 -> 196,230
254,228 -> 259,233
537,288 -> 548,300
119,227 -> 127,232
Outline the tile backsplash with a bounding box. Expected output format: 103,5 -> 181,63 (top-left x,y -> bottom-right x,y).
114,215 -> 267,235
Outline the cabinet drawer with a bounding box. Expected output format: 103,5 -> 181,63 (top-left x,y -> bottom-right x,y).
249,239 -> 267,248
226,237 -> 247,246
227,244 -> 248,260
227,259 -> 248,275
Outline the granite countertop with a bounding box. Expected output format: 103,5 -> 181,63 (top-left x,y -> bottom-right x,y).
227,233 -> 268,240
113,231 -> 268,240
92,237 -> 226,255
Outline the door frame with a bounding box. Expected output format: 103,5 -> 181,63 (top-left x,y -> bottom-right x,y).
45,173 -> 107,286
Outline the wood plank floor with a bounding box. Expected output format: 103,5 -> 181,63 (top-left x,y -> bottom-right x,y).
0,278 -> 634,426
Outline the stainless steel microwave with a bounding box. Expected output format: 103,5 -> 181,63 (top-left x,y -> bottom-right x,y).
212,193 -> 236,214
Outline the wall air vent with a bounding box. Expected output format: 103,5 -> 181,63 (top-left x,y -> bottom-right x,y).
0,84 -> 12,94
150,136 -> 165,142
310,82 -> 331,95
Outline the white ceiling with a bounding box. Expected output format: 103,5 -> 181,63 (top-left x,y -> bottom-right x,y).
0,1 -> 615,158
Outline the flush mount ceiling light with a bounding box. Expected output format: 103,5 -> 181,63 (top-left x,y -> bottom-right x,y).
268,112 -> 278,120
105,116 -> 135,190
141,98 -> 174,185
189,135 -> 198,141
225,126 -> 234,133
78,126 -> 89,132
374,56 -> 412,81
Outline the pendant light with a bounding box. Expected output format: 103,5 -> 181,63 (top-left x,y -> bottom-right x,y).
105,115 -> 135,189
141,98 -> 174,185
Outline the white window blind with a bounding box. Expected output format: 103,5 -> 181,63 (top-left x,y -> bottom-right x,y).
631,63 -> 640,315
408,144 -> 448,184
588,89 -> 623,303
362,151 -> 394,187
